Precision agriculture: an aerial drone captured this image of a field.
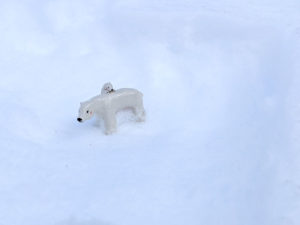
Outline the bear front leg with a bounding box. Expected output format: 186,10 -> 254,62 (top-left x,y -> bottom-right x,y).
103,112 -> 117,135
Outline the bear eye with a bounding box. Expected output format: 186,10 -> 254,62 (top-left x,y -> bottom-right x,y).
86,110 -> 89,113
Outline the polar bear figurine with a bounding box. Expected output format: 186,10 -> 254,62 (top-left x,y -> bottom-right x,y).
101,82 -> 115,95
77,88 -> 145,135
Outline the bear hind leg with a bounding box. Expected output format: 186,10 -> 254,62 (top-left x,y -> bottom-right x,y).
133,105 -> 146,122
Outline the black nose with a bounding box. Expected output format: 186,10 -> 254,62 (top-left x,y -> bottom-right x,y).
77,118 -> 82,122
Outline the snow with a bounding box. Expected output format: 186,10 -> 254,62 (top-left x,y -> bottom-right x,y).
0,0 -> 300,225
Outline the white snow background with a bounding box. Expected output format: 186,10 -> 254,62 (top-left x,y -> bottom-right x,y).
0,0 -> 300,225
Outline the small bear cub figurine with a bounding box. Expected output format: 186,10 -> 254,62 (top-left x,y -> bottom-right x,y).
101,82 -> 115,95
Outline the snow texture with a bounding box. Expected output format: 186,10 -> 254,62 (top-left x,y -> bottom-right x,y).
0,0 -> 300,225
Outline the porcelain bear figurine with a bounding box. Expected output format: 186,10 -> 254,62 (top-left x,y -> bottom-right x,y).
77,88 -> 145,135
101,82 -> 115,95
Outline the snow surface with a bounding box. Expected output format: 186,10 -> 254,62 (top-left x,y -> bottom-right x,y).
0,0 -> 300,225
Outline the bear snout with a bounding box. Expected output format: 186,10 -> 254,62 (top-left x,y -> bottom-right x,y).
77,118 -> 82,122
